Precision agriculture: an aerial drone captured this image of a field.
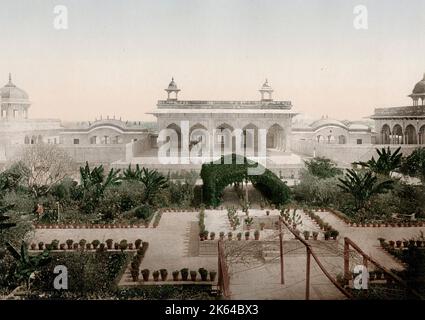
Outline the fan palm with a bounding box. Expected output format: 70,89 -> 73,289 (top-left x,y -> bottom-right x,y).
355,147 -> 402,176
337,169 -> 394,211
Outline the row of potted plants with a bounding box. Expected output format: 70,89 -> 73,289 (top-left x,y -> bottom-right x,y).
349,221 -> 424,228
201,230 -> 261,241
34,223 -> 150,229
30,239 -> 145,251
133,267 -> 217,282
379,238 -> 424,250
130,242 -> 150,281
303,210 -> 339,240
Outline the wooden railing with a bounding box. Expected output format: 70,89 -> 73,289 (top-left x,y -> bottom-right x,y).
343,237 -> 423,300
217,240 -> 231,298
280,218 -> 353,300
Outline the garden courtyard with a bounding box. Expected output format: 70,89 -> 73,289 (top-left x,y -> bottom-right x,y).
2,147 -> 425,300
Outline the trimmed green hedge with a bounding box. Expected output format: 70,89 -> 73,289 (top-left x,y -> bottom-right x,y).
200,154 -> 290,207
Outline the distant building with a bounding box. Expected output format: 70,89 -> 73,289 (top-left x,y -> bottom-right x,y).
150,78 -> 297,156
292,117 -> 372,145
372,73 -> 425,145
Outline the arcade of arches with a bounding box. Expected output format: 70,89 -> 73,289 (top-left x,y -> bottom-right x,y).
379,123 -> 425,145
162,122 -> 287,156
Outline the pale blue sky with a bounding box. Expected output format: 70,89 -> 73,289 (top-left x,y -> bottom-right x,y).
1,0 -> 425,121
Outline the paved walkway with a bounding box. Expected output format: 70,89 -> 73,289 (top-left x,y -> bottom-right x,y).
315,211 -> 425,270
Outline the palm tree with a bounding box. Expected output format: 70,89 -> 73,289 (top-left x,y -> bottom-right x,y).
337,169 -> 394,211
140,168 -> 168,205
6,241 -> 51,289
79,162 -> 121,212
355,147 -> 402,176
122,164 -> 143,181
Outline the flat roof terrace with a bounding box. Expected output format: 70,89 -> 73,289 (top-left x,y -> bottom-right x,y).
157,100 -> 292,110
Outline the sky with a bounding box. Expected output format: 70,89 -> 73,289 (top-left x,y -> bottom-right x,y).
1,0 -> 425,122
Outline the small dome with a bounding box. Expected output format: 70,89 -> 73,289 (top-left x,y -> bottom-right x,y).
1,74 -> 29,100
167,77 -> 178,90
260,79 -> 273,91
412,73 -> 425,94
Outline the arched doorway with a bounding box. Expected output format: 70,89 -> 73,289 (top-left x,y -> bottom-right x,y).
327,135 -> 336,144
317,135 -> 325,143
166,123 -> 182,156
419,125 -> 425,145
216,123 -> 235,155
267,124 -> 284,150
392,124 -> 403,144
242,123 -> 259,156
190,123 -> 209,157
405,125 -> 417,144
381,124 -> 391,144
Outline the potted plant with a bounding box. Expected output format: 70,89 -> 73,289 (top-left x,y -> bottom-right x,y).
330,230 -> 339,240
219,232 -> 225,241
128,243 -> 134,250
324,231 -> 331,240
114,243 -> 119,250
160,269 -> 168,281
260,222 -> 266,231
312,231 -> 319,240
79,239 -> 87,250
119,240 -> 128,251
153,270 -> 160,281
199,268 -> 208,281
190,270 -> 197,281
141,269 -> 150,281
51,240 -> 59,250
402,240 -> 409,248
416,240 -> 423,247
92,240 -> 100,249
181,268 -> 189,281
210,232 -> 216,240
172,270 -> 179,281
395,240 -> 402,248
245,231 -> 250,240
30,243 -> 37,250
237,232 -> 242,241
38,242 -> 44,250
227,232 -> 233,240
60,243 -> 66,250
254,230 -> 260,240
66,239 -> 73,250
86,243 -> 92,250
135,239 -> 142,249
244,217 -> 253,230
98,243 -> 106,252
209,270 -> 217,282
389,240 -> 395,248
131,268 -> 139,281
105,239 -> 113,250
266,210 -> 270,216
73,243 -> 79,250
303,231 -> 310,240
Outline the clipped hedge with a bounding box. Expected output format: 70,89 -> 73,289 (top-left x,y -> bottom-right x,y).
200,154 -> 290,207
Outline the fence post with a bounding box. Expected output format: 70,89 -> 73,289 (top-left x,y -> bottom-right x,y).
279,216 -> 285,284
217,241 -> 223,294
344,238 -> 350,283
306,247 -> 311,300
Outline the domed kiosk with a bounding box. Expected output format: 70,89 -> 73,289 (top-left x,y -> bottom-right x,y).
0,73 -> 30,120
